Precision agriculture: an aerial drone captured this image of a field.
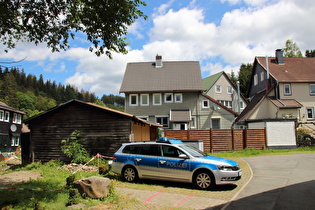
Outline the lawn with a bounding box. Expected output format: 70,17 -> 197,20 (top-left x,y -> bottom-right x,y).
1,147 -> 315,209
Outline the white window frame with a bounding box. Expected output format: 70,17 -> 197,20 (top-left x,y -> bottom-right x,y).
4,111 -> 9,122
0,110 -> 4,121
310,84 -> 315,95
138,116 -> 149,121
202,100 -> 210,108
174,93 -> 183,103
227,86 -> 233,94
284,84 -> 291,95
153,93 -> 162,105
129,94 -> 138,106
13,113 -> 22,124
254,74 -> 258,86
140,94 -> 149,106
164,93 -> 173,103
306,107 -> 314,120
215,85 -> 222,93
11,135 -> 20,146
155,115 -> 169,128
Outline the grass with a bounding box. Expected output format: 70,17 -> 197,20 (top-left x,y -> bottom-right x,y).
1,147 -> 315,209
211,146 -> 315,158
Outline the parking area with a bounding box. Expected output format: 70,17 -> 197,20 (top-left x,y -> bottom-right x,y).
116,158 -> 251,209
116,153 -> 315,209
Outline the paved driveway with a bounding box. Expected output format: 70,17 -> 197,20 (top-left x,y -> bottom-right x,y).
224,154 -> 315,210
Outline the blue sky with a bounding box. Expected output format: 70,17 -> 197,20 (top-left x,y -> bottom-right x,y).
1,0 -> 315,97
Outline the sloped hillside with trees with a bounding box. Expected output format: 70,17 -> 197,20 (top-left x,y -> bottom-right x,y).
0,67 -> 124,119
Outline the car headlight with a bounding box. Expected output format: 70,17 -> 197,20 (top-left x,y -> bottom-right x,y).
217,165 -> 240,171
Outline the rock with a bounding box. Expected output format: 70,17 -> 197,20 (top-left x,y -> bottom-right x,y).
73,176 -> 111,199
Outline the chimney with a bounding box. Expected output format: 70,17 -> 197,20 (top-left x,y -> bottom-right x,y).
275,49 -> 284,64
155,55 -> 163,68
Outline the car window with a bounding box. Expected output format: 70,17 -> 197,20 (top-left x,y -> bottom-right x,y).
178,145 -> 207,157
139,144 -> 161,156
162,145 -> 184,158
122,145 -> 141,154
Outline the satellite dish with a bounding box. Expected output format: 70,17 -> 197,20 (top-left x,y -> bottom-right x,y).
10,124 -> 17,132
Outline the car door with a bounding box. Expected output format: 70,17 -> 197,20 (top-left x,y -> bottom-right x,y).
158,145 -> 191,182
133,144 -> 161,179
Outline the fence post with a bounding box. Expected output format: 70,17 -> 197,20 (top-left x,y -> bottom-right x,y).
264,127 -> 267,148
210,128 -> 213,153
187,129 -> 190,140
231,128 -> 235,151
243,128 -> 248,149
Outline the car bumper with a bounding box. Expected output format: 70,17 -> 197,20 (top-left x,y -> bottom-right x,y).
214,169 -> 242,185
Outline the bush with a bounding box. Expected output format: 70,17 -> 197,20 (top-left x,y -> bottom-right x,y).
61,130 -> 91,164
297,127 -> 314,147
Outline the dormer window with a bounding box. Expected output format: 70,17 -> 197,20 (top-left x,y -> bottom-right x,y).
155,55 -> 163,68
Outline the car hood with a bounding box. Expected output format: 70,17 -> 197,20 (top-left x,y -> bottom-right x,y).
195,156 -> 238,166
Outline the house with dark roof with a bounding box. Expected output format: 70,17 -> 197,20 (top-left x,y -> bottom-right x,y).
203,71 -> 247,114
235,49 -> 315,148
0,102 -> 25,155
120,55 -> 238,130
23,99 -> 161,163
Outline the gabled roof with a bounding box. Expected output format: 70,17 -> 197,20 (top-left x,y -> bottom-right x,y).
120,61 -> 203,93
235,90 -> 267,123
0,101 -> 25,115
256,57 -> 315,82
202,71 -> 224,92
202,93 -> 239,117
24,99 -> 161,127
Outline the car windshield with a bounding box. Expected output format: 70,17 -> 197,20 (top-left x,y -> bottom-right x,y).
178,144 -> 207,157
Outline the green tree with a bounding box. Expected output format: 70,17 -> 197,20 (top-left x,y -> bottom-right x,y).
305,50 -> 315,57
0,72 -> 19,107
0,0 -> 147,58
283,39 -> 303,58
238,63 -> 253,97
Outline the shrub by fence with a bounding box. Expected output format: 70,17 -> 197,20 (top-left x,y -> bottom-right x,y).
164,128 -> 266,153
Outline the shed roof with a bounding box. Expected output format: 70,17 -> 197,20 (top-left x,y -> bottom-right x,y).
256,57 -> 315,82
268,97 -> 302,108
120,61 -> 203,93
24,99 -> 161,127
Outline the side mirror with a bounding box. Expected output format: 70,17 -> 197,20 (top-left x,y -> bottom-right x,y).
179,154 -> 188,159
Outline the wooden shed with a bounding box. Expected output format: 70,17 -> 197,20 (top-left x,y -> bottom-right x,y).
23,99 -> 161,163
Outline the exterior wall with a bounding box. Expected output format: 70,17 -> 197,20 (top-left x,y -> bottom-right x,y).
279,82 -> 315,122
248,62 -> 268,98
125,92 -> 200,129
205,75 -> 246,113
197,95 -> 236,129
266,121 -> 296,147
26,103 -> 133,163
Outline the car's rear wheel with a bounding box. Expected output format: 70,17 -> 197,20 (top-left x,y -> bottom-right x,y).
122,166 -> 138,182
194,170 -> 215,190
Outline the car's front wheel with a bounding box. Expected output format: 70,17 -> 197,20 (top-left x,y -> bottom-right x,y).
122,166 -> 138,182
194,170 -> 215,190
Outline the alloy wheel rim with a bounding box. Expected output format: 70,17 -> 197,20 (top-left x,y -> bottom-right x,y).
196,173 -> 211,188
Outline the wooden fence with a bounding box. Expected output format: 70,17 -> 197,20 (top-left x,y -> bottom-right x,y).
164,129 -> 267,153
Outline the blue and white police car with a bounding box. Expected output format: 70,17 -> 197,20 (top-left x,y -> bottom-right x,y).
111,137 -> 242,190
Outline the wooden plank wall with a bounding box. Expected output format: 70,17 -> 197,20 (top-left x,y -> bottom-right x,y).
164,128 -> 266,153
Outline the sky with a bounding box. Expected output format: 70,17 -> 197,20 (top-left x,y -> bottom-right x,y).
0,0 -> 315,97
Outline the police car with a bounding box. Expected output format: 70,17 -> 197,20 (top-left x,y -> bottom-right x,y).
111,137 -> 242,190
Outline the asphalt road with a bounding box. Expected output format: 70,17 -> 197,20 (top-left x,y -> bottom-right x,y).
223,153 -> 315,210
